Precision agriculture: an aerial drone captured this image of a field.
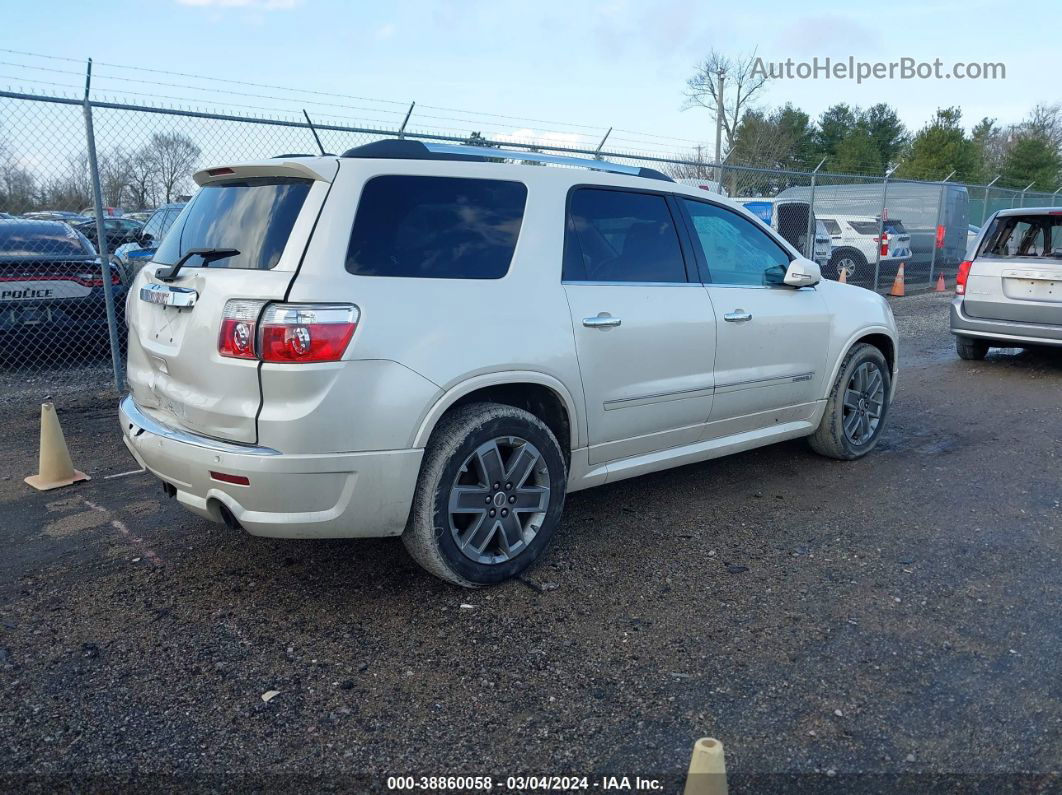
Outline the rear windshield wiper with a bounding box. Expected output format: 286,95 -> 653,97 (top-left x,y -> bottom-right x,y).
155,248 -> 240,282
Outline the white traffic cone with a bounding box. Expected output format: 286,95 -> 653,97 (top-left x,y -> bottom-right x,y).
683,737 -> 728,795
25,402 -> 89,491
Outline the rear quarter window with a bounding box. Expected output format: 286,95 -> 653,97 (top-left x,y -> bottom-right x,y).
848,220 -> 880,235
345,175 -> 527,279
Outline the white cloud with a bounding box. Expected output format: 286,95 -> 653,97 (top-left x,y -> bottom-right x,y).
375,23 -> 396,40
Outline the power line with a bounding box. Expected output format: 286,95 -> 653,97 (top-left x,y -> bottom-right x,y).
0,47 -> 706,148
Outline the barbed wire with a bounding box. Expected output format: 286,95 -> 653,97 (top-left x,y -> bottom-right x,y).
0,47 -> 706,150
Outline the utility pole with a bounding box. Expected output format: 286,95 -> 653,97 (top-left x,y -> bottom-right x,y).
714,69 -> 725,183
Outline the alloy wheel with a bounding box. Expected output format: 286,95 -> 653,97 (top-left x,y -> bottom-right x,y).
842,361 -> 885,445
447,436 -> 550,565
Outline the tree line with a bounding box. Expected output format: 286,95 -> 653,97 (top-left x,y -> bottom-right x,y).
0,131 -> 201,215
682,50 -> 1062,192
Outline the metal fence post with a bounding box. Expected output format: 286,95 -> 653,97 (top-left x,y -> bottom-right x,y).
1053,188 -> 1061,207
1019,182 -> 1035,208
873,168 -> 895,292
805,157 -> 826,259
82,59 -> 124,392
928,170 -> 955,286
981,176 -> 1000,226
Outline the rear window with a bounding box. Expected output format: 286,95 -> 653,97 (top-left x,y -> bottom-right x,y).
848,220 -> 880,235
0,222 -> 94,257
884,220 -> 907,234
822,219 -> 842,235
345,176 -> 527,279
155,177 -> 311,271
982,215 -> 1062,258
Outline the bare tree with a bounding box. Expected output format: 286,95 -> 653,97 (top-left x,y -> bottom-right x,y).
1023,103 -> 1062,150
146,132 -> 200,204
684,49 -> 770,157
664,145 -> 715,180
99,147 -> 134,208
127,146 -> 158,210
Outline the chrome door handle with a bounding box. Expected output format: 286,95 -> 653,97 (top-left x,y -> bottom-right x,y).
583,313 -> 622,329
723,310 -> 753,323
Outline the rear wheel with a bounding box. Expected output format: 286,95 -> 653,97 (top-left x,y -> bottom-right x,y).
955,336 -> 989,361
828,248 -> 868,283
809,343 -> 891,460
402,403 -> 567,587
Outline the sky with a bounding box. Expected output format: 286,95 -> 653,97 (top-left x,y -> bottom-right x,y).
4,0 -> 1060,160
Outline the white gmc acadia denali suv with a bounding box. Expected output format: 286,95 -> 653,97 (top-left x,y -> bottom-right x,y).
119,140 -> 899,586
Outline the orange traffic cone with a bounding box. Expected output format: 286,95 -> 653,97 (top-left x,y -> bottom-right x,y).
935,273 -> 946,292
889,262 -> 906,297
837,266 -> 847,285
25,402 -> 89,491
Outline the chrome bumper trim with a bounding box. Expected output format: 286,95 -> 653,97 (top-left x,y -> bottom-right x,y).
120,395 -> 280,456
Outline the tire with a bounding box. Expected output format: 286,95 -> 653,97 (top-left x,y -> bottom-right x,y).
828,248 -> 868,283
955,336 -> 989,361
402,402 -> 567,587
808,343 -> 892,461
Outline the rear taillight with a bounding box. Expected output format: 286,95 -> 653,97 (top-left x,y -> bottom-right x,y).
955,260 -> 973,295
880,232 -> 889,256
935,225 -> 945,249
219,299 -> 265,360
74,268 -> 121,287
259,304 -> 359,363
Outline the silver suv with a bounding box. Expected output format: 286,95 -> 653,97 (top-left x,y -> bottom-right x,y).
952,208 -> 1062,359
120,140 -> 899,586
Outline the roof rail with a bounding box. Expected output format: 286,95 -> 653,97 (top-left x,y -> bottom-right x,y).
340,139 -> 673,182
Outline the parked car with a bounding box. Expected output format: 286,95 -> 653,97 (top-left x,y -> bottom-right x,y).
0,219 -> 125,356
740,196 -> 818,258
119,140 -> 899,586
951,208 -> 1062,359
124,211 -> 153,223
813,220 -> 832,270
22,210 -> 90,223
0,212 -> 11,219
113,202 -> 186,276
71,217 -> 143,253
79,206 -> 123,218
817,215 -> 912,285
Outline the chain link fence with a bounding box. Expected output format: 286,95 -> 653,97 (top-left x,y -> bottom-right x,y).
2,88 -> 1061,398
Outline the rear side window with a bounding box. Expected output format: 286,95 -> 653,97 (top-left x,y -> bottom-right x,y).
155,178 -> 311,271
564,189 -> 687,283
346,176 -> 527,279
848,220 -> 880,235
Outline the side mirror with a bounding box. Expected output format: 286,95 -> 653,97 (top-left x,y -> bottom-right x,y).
782,258 -> 821,288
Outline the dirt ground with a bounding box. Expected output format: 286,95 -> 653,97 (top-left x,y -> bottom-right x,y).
0,291 -> 1059,793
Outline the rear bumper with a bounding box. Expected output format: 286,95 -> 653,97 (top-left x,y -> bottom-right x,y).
950,298 -> 1062,347
119,395 -> 422,538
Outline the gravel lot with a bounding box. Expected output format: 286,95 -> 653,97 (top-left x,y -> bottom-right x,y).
1,291 -> 1059,793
